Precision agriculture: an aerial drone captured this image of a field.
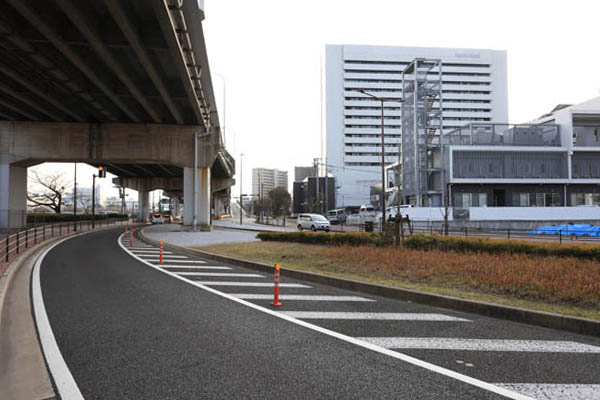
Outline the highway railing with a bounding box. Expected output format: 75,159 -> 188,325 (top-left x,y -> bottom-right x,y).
0,217 -> 134,279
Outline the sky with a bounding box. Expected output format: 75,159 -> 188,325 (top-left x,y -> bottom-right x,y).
33,0 -> 600,203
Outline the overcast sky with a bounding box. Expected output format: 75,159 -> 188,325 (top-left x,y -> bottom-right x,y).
35,0 -> 600,202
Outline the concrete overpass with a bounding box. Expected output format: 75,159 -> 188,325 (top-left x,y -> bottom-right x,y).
0,0 -> 233,230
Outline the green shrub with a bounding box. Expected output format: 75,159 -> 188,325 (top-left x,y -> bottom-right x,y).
257,231 -> 393,246
258,231 -> 600,260
404,233 -> 600,261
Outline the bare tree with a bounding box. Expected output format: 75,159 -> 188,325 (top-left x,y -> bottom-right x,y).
27,170 -> 71,214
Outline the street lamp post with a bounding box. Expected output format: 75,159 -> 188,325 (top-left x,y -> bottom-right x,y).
359,89 -> 403,231
239,153 -> 244,225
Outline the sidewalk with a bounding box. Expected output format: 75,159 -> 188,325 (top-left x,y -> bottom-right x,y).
143,223 -> 261,247
213,219 -> 294,232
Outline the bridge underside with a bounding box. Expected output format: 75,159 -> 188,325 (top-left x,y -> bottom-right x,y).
0,0 -> 234,229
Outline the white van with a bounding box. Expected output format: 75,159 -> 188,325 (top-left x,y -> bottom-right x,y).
327,209 -> 346,224
358,205 -> 376,223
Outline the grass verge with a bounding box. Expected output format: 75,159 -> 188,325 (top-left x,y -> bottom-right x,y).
193,241 -> 600,321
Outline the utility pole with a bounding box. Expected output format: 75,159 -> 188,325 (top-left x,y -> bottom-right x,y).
240,153 -> 244,225
314,158 -> 319,213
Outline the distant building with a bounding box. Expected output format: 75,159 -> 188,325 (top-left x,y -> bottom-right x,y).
294,166 -> 315,182
252,168 -> 288,197
292,176 -> 335,215
326,44 -> 509,208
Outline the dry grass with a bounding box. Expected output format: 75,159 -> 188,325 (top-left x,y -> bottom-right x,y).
195,241 -> 600,320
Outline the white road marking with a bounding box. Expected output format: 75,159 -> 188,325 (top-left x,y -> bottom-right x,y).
495,384 -> 600,400
138,254 -> 188,259
143,259 -> 206,264
118,234 -> 534,400
33,235 -> 87,399
231,294 -> 375,302
279,312 -> 470,321
195,281 -> 311,288
160,265 -> 232,270
132,250 -> 174,254
176,272 -> 264,277
127,247 -> 157,250
356,338 -> 600,353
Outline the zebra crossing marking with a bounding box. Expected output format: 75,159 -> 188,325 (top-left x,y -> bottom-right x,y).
356,338 -> 600,353
279,312 -> 470,322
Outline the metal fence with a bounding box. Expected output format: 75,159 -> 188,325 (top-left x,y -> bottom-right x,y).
0,217 -> 133,278
328,220 -> 600,244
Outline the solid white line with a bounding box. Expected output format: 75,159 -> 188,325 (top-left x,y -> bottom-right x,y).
117,234 -> 534,400
144,259 -> 207,264
495,384 -> 600,400
195,281 -> 311,288
279,312 -> 470,321
231,294 -> 375,302
176,272 -> 264,277
356,338 -> 600,353
126,247 -> 156,249
160,265 -> 232,270
32,236 -> 86,399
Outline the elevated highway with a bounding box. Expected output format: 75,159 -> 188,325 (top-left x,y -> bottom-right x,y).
0,0 -> 233,229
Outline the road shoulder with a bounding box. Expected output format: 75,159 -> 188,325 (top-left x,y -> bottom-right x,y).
0,241 -> 56,400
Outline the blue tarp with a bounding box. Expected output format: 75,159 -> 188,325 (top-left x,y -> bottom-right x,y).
527,224 -> 600,236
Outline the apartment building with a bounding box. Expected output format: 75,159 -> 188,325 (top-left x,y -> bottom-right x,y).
326,44 -> 508,208
252,168 -> 288,197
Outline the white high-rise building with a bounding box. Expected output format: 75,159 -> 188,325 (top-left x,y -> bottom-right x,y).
326,44 -> 509,208
252,168 -> 288,197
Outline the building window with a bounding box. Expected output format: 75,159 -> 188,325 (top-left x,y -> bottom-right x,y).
453,192 -> 487,207
512,192 -> 561,207
571,193 -> 600,206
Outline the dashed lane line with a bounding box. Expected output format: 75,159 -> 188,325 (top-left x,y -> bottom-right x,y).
231,294 -> 375,302
356,338 -> 600,353
279,312 -> 470,322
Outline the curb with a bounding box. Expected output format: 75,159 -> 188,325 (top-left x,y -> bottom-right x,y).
1,223 -> 136,400
213,224 -> 292,233
139,227 -> 600,338
0,239 -> 60,400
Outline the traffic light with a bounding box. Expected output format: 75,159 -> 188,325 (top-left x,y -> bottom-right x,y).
98,165 -> 106,178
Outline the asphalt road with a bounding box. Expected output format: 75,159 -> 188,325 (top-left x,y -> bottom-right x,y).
39,228 -> 600,399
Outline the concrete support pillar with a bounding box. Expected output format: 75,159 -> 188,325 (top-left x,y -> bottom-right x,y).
183,166 -> 211,230
0,164 -> 27,229
137,190 -> 149,222
172,198 -> 180,218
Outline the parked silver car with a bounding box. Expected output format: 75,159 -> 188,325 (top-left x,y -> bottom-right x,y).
297,213 -> 331,232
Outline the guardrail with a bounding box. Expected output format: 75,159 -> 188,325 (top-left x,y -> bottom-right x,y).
0,217 -> 134,279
